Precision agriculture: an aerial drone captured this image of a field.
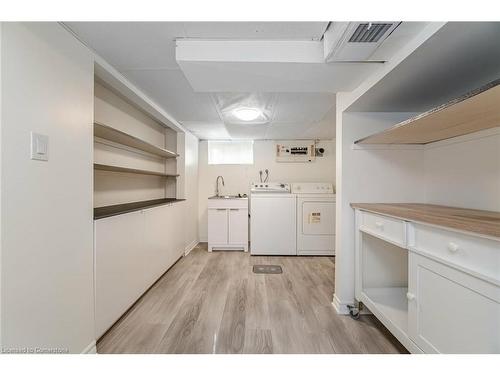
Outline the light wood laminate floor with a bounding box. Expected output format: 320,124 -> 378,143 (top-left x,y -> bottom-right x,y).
97,244 -> 407,354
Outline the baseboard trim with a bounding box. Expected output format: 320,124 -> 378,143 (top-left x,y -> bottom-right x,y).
331,294 -> 351,315
184,240 -> 199,256
332,294 -> 373,316
81,340 -> 97,354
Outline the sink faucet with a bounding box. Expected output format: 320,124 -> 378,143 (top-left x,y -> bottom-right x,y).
216,176 -> 225,197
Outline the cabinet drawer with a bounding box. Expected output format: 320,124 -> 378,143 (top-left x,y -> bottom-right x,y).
409,223 -> 500,284
360,211 -> 406,247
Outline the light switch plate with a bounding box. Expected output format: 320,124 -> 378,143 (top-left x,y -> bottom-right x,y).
30,132 -> 49,161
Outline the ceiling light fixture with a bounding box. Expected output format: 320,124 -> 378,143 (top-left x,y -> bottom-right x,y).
233,107 -> 262,122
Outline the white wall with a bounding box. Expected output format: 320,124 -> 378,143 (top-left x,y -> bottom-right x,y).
423,128 -> 500,212
94,82 -> 178,207
334,110 -> 425,313
198,139 -> 335,241
183,132 -> 199,251
1,23 -> 95,353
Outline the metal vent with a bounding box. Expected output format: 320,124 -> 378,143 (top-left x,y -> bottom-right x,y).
348,23 -> 393,43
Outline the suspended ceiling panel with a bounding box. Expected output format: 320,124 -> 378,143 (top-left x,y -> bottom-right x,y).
176,40 -> 383,92
123,69 -> 221,122
68,22 -> 186,70
177,61 -> 381,93
181,121 -> 231,139
272,93 -> 335,122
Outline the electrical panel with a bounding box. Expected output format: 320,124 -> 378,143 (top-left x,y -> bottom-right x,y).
276,141 -> 316,163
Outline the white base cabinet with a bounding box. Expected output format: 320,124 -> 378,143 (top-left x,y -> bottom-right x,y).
208,198 -> 248,252
94,201 -> 186,338
408,252 -> 500,353
354,208 -> 500,354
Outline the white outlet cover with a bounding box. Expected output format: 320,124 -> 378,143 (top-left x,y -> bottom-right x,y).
30,132 -> 49,161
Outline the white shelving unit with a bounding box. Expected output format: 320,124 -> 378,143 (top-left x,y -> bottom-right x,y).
93,121 -> 180,215
353,205 -> 500,353
94,122 -> 178,158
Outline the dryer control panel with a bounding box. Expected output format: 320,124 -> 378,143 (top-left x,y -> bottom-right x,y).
291,182 -> 335,194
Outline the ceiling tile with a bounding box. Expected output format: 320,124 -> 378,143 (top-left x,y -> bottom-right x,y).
265,123 -> 309,139
272,93 -> 335,122
122,69 -> 221,122
66,22 -> 186,70
225,123 -> 269,139
182,121 -> 230,139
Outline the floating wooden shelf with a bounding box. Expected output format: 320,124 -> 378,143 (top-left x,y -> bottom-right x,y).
94,122 -> 178,158
355,78 -> 500,145
94,163 -> 179,178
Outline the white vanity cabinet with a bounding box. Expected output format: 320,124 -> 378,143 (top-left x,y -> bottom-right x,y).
208,198 -> 248,252
353,204 -> 500,354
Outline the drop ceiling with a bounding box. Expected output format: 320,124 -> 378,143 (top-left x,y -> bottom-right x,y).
65,22 -> 429,139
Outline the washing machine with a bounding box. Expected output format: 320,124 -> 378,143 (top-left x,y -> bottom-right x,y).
292,182 -> 335,256
250,182 -> 296,255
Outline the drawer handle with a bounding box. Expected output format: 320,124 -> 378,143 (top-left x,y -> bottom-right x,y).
406,292 -> 416,301
375,221 -> 384,230
230,208 -> 239,211
216,208 -> 226,211
447,242 -> 459,253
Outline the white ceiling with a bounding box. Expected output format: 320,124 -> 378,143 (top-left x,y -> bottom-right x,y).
348,22 -> 500,112
65,22 -> 428,139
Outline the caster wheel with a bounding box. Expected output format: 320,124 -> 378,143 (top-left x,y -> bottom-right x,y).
349,310 -> 360,320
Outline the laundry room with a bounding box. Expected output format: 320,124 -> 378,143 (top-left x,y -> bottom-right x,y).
1,3 -> 499,373
198,139 -> 336,244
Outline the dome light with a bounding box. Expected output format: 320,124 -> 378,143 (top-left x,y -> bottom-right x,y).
233,107 -> 261,122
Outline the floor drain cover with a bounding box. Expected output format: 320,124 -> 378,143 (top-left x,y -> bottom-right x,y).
253,265 -> 283,274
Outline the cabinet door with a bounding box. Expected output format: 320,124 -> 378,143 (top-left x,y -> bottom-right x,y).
171,201 -> 186,258
408,252 -> 500,353
95,211 -> 145,338
208,208 -> 228,244
144,205 -> 174,283
228,208 -> 248,245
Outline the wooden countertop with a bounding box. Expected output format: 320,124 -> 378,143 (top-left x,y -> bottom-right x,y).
350,203 -> 500,238
94,198 -> 186,220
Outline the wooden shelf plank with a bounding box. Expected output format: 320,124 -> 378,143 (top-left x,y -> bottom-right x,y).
94,122 -> 178,158
94,163 -> 179,178
355,79 -> 500,145
351,203 -> 500,238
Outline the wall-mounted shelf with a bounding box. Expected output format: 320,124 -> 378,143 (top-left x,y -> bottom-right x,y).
94,163 -> 179,178
94,122 -> 178,158
355,78 -> 500,145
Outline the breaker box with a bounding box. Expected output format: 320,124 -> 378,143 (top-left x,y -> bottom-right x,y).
276,141 -> 316,163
